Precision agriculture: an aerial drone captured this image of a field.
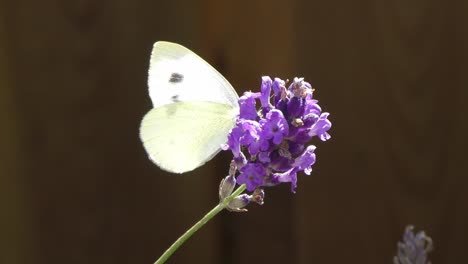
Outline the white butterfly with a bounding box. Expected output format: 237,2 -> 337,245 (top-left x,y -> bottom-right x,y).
140,41 -> 239,173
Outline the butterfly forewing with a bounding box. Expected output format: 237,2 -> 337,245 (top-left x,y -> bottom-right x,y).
148,41 -> 239,109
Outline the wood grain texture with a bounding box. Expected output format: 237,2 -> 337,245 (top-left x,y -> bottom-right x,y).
2,1 -> 218,263
0,5 -> 36,264
200,1 -> 297,264
294,0 -> 468,263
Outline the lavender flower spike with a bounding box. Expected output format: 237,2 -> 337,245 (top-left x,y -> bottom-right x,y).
394,225 -> 433,264
223,77 -> 332,193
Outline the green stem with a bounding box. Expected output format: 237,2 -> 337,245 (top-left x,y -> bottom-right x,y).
154,184 -> 246,264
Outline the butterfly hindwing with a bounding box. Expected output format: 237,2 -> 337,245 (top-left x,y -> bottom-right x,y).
140,101 -> 238,173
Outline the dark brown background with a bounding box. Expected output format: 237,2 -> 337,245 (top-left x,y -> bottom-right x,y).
1,1 -> 467,263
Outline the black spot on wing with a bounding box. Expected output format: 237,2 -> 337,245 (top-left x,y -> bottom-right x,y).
169,73 -> 184,83
171,95 -> 180,102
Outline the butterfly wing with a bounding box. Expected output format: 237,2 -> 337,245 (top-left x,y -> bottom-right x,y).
140,41 -> 239,173
147,41 -> 239,109
140,102 -> 237,173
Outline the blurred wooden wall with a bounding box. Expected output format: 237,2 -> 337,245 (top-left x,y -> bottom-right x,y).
1,0 -> 467,264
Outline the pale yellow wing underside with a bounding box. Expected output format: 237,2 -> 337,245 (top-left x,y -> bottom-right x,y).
140,101 -> 237,173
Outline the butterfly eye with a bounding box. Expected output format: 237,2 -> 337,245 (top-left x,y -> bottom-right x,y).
169,72 -> 184,83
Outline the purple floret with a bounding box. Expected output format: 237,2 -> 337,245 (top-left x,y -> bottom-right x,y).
238,163 -> 266,191
260,110 -> 289,145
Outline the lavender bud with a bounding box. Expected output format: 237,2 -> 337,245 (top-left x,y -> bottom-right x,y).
292,118 -> 304,127
229,160 -> 237,176
219,175 -> 236,200
226,194 -> 251,212
251,188 -> 265,205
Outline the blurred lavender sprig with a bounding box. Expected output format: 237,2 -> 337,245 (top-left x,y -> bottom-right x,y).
394,226 -> 433,264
